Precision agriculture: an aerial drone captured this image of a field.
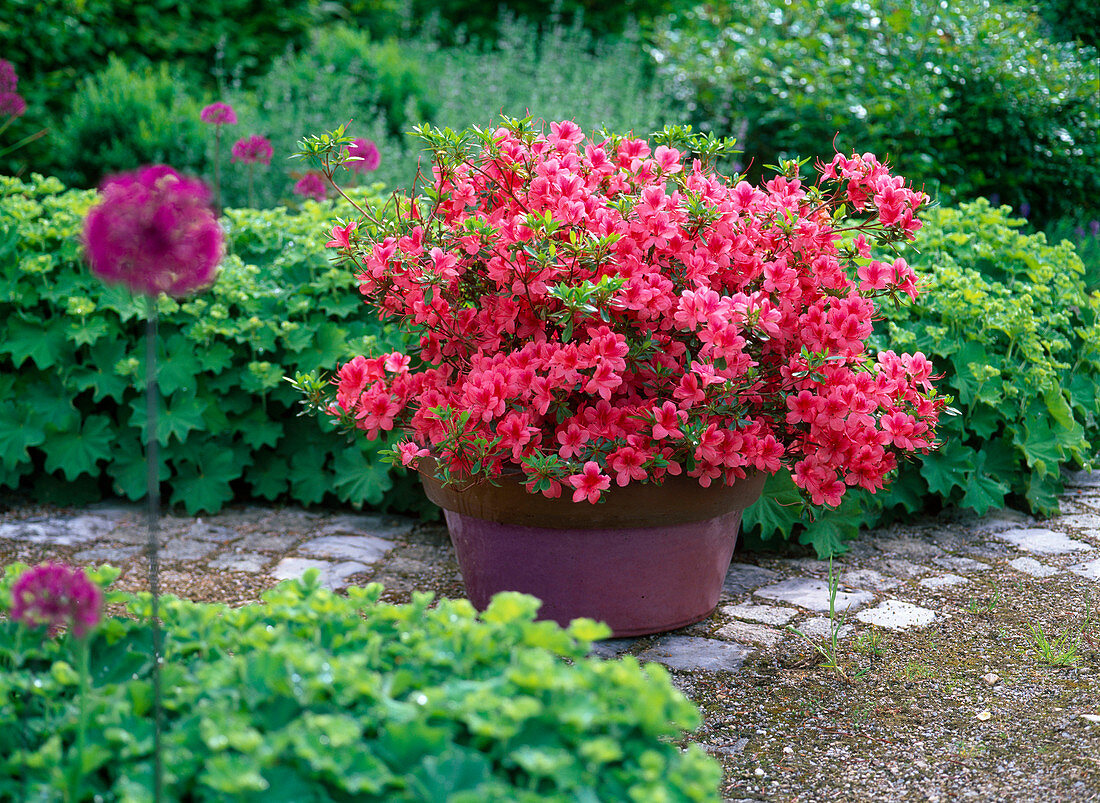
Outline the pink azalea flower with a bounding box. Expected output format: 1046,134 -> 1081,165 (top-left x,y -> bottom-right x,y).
200,102 -> 237,126
83,165 -> 223,297
568,461 -> 611,504
325,220 -> 357,249
11,563 -> 102,638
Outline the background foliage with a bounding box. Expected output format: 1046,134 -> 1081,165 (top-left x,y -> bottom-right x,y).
650,0 -> 1100,226
0,565 -> 721,801
0,174 -> 431,516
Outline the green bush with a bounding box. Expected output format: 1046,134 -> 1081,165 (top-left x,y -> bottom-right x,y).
0,0 -> 322,177
0,173 -> 429,515
652,0 -> 1100,225
50,58 -> 208,190
0,564 -> 722,801
744,199 -> 1100,555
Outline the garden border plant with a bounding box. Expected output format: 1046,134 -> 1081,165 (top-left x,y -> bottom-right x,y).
0,173 -> 430,516
1,563 -> 725,802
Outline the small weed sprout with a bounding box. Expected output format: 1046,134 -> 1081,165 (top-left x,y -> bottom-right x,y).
786,558 -> 851,678
1027,622 -> 1082,668
853,629 -> 887,657
967,589 -> 1001,615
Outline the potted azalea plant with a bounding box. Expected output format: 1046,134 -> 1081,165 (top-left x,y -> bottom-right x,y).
294,119 -> 945,636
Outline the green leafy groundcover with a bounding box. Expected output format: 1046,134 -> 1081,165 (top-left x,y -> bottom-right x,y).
743,199 -> 1100,556
0,174 -> 429,515
0,565 -> 721,802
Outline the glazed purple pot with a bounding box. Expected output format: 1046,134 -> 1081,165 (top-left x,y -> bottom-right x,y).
420,469 -> 767,637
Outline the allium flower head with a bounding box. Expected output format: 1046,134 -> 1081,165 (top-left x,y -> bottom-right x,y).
294,171 -> 328,202
11,563 -> 103,638
346,138 -> 380,173
0,91 -> 25,118
231,134 -> 274,165
200,102 -> 237,126
0,59 -> 17,93
84,165 -> 224,297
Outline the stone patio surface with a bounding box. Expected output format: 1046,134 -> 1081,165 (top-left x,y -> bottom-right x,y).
2,469 -> 1099,801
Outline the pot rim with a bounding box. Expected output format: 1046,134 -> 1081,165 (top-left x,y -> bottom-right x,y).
418,463 -> 767,529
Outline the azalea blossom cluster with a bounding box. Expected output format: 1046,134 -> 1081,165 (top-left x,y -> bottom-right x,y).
321,120 -> 945,506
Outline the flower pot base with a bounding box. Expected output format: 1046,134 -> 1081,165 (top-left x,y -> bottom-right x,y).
440,490 -> 760,637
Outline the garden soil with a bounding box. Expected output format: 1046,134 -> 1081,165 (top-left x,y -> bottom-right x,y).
2,474 -> 1099,802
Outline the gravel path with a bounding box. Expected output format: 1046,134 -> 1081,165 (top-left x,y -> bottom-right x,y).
2,471 -> 1099,801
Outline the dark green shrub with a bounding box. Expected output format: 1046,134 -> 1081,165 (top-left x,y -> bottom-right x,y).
0,565 -> 721,802
51,58 -> 207,189
743,199 -> 1100,555
0,0 -> 322,177
652,0 -> 1100,225
0,173 -> 429,515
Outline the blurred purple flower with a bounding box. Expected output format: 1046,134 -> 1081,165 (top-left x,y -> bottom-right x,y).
294,172 -> 328,201
1089,220 -> 1099,238
231,134 -> 274,165
0,59 -> 17,93
11,563 -> 103,638
83,165 -> 224,297
200,102 -> 237,126
1018,202 -> 1030,219
988,193 -> 1000,207
346,137 -> 380,173
1075,225 -> 1087,239
0,91 -> 25,118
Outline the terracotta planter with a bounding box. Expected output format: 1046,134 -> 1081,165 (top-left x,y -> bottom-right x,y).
419,469 -> 767,637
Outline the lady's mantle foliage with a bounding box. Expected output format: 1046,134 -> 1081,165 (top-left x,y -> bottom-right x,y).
0,564 -> 722,801
316,120 -> 946,507
83,165 -> 223,297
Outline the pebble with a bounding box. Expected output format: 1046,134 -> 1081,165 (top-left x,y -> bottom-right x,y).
981,672 -> 1000,686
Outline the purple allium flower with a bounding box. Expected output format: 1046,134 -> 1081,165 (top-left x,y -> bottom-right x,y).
988,193 -> 1000,207
0,91 -> 25,118
83,165 -> 224,297
1075,225 -> 1087,239
293,172 -> 328,201
11,563 -> 103,638
1089,220 -> 1099,238
231,134 -> 274,165
200,102 -> 237,126
1018,202 -> 1030,219
346,138 -> 380,173
0,59 -> 17,93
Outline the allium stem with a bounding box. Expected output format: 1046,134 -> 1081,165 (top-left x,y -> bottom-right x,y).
213,127 -> 222,213
144,295 -> 164,803
68,637 -> 90,803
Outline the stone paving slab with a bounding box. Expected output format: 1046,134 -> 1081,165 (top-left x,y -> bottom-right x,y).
636,635 -> 751,673
854,599 -> 937,630
993,527 -> 1095,555
753,578 -> 874,613
296,534 -> 393,564
1068,558 -> 1100,581
1008,556 -> 1061,578
721,602 -> 798,626
271,557 -> 371,589
918,573 -> 969,589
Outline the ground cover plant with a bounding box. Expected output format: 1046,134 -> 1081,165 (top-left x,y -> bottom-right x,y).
0,563 -> 722,802
0,174 -> 428,515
